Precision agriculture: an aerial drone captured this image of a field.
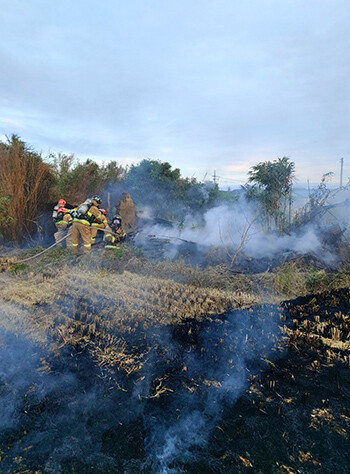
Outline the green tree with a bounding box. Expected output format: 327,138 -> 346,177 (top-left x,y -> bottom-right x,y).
100,160 -> 125,186
125,159 -> 206,219
205,183 -> 239,208
244,157 -> 295,231
50,154 -> 125,205
49,152 -> 75,202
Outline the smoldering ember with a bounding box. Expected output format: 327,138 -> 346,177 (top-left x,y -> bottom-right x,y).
0,140 -> 350,473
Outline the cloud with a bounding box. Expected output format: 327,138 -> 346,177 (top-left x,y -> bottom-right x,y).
0,0 -> 349,182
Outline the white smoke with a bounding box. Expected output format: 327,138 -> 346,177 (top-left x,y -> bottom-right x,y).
145,305 -> 282,472
137,197 -> 343,265
0,283 -> 283,472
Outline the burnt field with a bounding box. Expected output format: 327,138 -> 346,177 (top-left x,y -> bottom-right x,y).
0,250 -> 349,473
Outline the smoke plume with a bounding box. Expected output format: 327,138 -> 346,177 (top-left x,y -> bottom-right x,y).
0,301 -> 283,472
136,197 -> 346,266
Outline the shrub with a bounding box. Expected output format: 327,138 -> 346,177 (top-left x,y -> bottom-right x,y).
125,159 -> 206,219
50,154 -> 125,205
0,135 -> 55,242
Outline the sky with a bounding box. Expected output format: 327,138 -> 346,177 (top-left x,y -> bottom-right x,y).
0,0 -> 349,188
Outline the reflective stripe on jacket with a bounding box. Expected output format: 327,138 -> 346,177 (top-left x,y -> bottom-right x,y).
73,218 -> 91,226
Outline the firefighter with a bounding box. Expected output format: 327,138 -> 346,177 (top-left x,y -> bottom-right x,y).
91,208 -> 108,245
69,195 -> 105,253
104,214 -> 127,249
52,198 -> 66,222
52,199 -> 73,245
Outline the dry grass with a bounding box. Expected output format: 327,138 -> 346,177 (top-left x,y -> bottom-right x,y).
272,259 -> 350,297
105,253 -> 252,291
101,250 -> 350,300
0,264 -> 258,375
1,266 -> 256,321
1,251 -> 349,473
1,248 -> 349,378
0,256 -> 17,272
0,300 -> 48,344
282,289 -> 350,369
0,137 -> 53,241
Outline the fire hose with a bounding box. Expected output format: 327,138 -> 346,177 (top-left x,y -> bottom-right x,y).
1,225 -> 130,265
6,231 -> 73,264
0,227 -> 196,268
11,226 -> 124,264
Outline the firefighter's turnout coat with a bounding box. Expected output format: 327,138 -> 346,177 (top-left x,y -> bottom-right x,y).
104,216 -> 126,249
70,202 -> 106,253
52,205 -> 73,245
91,216 -> 108,244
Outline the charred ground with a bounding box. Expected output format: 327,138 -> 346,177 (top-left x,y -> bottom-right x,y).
0,245 -> 349,473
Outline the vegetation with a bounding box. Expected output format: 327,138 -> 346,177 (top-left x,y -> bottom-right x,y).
125,159 -> 207,219
0,247 -> 349,472
0,135 -> 55,242
293,172 -> 350,229
0,133 -> 349,472
2,134 -> 343,248
50,152 -> 125,205
0,135 -> 240,242
244,156 -> 295,231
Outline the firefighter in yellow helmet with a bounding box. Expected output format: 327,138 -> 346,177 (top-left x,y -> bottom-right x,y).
91,208 -> 108,245
69,195 -> 105,253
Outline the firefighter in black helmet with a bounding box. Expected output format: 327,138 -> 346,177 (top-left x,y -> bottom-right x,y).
104,214 -> 126,249
69,195 -> 105,253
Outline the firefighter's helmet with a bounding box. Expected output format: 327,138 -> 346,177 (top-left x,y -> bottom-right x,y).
113,214 -> 122,227
58,199 -> 66,206
91,195 -> 101,205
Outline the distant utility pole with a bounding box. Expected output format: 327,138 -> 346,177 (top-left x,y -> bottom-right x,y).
288,187 -> 292,226
213,170 -> 217,185
340,157 -> 344,188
